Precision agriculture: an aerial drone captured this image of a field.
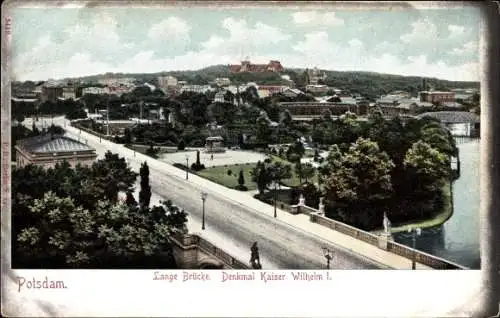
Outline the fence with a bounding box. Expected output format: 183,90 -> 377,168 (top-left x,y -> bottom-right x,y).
170,232 -> 250,269
197,236 -> 250,269
308,209 -> 467,269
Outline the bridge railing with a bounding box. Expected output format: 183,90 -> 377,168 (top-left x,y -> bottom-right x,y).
307,209 -> 468,269
197,236 -> 250,269
170,231 -> 250,269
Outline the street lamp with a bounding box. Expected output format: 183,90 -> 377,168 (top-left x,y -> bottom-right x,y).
273,181 -> 278,218
201,191 -> 208,230
322,247 -> 333,269
185,154 -> 189,180
408,227 -> 422,270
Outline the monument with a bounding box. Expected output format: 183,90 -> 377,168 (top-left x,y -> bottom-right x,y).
318,197 -> 325,215
298,194 -> 305,206
205,136 -> 226,153
378,211 -> 394,250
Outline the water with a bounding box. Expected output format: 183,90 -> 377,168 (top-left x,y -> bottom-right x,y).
393,125 -> 480,269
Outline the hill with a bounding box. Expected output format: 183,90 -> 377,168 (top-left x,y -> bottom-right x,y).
27,64 -> 479,101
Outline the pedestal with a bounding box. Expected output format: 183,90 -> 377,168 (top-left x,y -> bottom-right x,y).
378,232 -> 393,250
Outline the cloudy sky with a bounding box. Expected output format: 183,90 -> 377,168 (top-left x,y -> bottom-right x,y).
11,4 -> 481,82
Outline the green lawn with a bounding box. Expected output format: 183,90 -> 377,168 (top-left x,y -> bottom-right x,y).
197,163 -> 258,190
196,156 -> 319,191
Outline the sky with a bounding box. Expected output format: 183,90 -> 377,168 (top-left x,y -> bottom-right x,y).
10,3 -> 481,82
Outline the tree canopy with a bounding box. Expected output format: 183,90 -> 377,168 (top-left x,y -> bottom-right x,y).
12,152 -> 188,269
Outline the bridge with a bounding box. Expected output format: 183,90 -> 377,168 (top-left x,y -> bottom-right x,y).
170,232 -> 250,269
417,111 -> 480,124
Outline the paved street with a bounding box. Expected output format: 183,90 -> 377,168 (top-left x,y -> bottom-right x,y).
22,117 -> 432,269
22,117 -> 380,269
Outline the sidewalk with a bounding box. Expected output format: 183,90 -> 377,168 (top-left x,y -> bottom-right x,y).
70,125 -> 431,269
139,150 -> 432,270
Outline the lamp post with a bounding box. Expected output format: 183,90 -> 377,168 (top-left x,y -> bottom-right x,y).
185,154 -> 189,180
201,191 -> 208,230
322,247 -> 333,269
408,227 -> 422,270
273,181 -> 277,218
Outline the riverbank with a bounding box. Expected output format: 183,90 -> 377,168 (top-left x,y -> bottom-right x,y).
371,181 -> 453,234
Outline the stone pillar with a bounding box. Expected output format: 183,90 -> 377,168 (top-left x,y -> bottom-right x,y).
298,194 -> 305,206
378,232 -> 394,250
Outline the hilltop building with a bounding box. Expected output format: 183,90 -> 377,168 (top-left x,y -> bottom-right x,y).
97,77 -> 136,86
306,67 -> 327,85
229,60 -> 284,73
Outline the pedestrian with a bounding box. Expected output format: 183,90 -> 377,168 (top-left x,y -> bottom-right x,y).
211,154 -> 214,160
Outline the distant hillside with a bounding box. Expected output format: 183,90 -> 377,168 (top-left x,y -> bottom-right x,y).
44,64 -> 479,101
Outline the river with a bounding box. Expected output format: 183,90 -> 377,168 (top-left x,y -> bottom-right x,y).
393,125 -> 480,269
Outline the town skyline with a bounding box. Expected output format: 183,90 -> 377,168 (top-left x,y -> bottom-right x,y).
11,5 -> 480,82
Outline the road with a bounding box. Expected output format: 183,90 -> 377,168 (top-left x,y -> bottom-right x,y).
24,117 -> 382,269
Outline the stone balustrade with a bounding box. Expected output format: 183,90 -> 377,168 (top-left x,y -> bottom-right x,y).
169,232 -> 250,269
304,206 -> 467,270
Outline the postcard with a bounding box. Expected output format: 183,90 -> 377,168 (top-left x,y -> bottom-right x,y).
1,1 -> 498,317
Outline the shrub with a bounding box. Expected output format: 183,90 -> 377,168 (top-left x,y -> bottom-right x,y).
191,163 -> 206,171
235,185 -> 248,191
177,139 -> 186,151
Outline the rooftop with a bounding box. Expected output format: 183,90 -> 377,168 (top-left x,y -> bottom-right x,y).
16,134 -> 95,154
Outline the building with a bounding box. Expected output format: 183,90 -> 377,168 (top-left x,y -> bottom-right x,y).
82,87 -> 109,95
278,101 -> 369,121
205,136 -> 226,153
98,77 -> 136,86
61,86 -> 76,100
107,84 -> 134,96
158,75 -> 178,88
214,91 -> 226,103
282,88 -> 305,98
15,134 -> 97,169
214,77 -> 231,87
419,91 -> 456,103
307,67 -> 327,85
37,81 -> 64,102
305,84 -> 330,95
229,60 -> 284,73
180,85 -> 214,94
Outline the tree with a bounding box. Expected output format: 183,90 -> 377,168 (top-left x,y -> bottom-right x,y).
125,191 -> 137,206
124,128 -> 132,144
47,124 -> 65,135
82,151 -> 138,206
235,169 -> 247,191
15,113 -> 25,125
14,191 -> 188,269
323,138 -> 395,229
286,140 -> 305,163
177,139 -> 186,150
403,140 -> 450,192
16,192 -> 94,268
313,148 -> 320,162
251,161 -> 272,195
280,110 -> 293,127
139,162 -> 152,209
270,161 -> 292,187
295,162 -> 303,184
301,162 -> 316,183
402,140 -> 451,220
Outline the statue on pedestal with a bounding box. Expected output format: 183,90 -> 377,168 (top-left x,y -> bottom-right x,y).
318,197 -> 325,214
250,242 -> 262,269
382,212 -> 392,236
298,194 -> 305,206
